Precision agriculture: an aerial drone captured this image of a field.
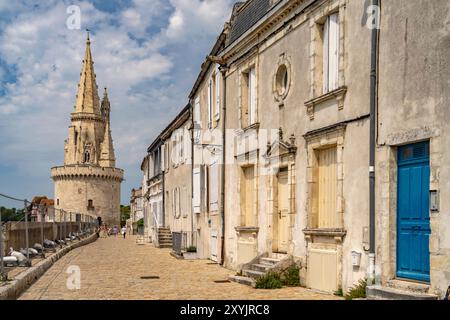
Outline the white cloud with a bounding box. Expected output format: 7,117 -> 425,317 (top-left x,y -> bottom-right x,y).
0,0 -> 234,202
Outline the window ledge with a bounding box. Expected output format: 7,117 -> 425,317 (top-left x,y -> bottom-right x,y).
235,226 -> 259,234
303,228 -> 346,242
238,122 -> 260,135
304,86 -> 347,120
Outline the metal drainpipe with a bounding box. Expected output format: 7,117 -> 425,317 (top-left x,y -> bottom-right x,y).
369,0 -> 380,280
190,101 -> 195,247
219,66 -> 227,266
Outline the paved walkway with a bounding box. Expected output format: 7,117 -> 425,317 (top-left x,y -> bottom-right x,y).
19,235 -> 340,300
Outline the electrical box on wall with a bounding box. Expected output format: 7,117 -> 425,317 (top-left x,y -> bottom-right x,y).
430,190 -> 439,212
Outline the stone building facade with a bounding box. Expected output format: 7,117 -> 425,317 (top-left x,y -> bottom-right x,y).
371,0 -> 450,298
139,0 -> 450,298
188,32 -> 226,261
52,35 -> 123,227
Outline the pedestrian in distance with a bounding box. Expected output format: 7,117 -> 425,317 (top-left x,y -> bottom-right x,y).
121,226 -> 127,239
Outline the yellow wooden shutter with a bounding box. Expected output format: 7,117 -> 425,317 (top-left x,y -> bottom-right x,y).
318,147 -> 337,228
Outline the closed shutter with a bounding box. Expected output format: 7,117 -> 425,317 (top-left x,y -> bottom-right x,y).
323,13 -> 339,94
215,68 -> 220,121
172,189 -> 176,218
193,167 -> 201,213
194,97 -> 200,126
160,144 -> 165,172
184,129 -> 189,162
200,165 -> 207,212
208,79 -> 212,129
249,68 -> 256,125
328,13 -> 339,92
179,131 -> 184,163
178,187 -> 182,218
323,18 -> 329,94
209,161 -> 219,212
318,147 -> 337,228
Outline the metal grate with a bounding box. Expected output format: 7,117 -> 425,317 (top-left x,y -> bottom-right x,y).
140,276 -> 160,280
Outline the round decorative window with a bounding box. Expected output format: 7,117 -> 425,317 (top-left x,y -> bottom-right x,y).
276,64 -> 289,96
273,58 -> 291,103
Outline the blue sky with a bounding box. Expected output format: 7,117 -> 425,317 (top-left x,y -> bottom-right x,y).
0,0 -> 235,208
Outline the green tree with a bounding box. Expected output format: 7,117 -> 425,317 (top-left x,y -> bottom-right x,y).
0,206 -> 25,222
120,205 -> 130,226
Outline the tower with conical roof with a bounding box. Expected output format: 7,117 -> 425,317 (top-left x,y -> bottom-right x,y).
52,33 -> 124,226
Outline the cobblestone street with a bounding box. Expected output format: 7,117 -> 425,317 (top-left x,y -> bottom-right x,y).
18,236 -> 340,300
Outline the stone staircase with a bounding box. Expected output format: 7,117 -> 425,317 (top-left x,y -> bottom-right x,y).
156,227 -> 173,248
229,256 -> 284,287
367,279 -> 439,300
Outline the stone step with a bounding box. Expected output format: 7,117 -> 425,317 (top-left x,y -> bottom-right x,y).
228,275 -> 256,288
158,236 -> 173,240
260,257 -> 281,265
157,244 -> 173,248
243,269 -> 265,279
366,285 -> 438,300
159,240 -> 173,244
250,263 -> 273,272
386,279 -> 431,294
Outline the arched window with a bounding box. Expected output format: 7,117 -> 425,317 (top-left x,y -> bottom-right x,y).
84,150 -> 90,163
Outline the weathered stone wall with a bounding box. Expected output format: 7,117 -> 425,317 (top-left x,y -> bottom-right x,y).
52,166 -> 122,226
223,0 -> 372,292
2,221 -> 92,256
376,0 -> 450,296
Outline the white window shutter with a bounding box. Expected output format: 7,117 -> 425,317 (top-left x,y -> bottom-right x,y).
194,97 -> 200,126
249,68 -> 256,125
193,167 -> 201,213
328,13 -> 339,92
184,129 -> 189,162
172,189 -> 176,218
209,161 -> 219,212
178,130 -> 185,163
178,187 -> 181,218
215,69 -> 220,120
208,79 -> 212,129
323,18 -> 329,94
160,144 -> 165,172
200,165 -> 206,212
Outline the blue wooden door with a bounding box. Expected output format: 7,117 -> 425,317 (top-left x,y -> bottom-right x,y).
397,142 -> 430,282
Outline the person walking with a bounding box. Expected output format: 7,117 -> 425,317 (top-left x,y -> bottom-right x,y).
121,226 -> 127,239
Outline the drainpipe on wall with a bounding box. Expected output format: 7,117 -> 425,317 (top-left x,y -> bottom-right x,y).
219,66 -> 228,266
189,100 -> 195,248
369,0 -> 380,283
206,54 -> 228,266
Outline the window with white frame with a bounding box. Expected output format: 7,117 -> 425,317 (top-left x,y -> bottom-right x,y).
209,160 -> 219,212
322,12 -> 339,94
214,67 -> 220,121
208,78 -> 213,129
194,97 -> 201,126
241,67 -> 257,128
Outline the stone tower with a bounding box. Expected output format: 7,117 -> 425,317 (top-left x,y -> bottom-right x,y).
51,34 -> 124,226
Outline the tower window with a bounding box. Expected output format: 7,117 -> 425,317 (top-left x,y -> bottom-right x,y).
88,199 -> 94,210
84,150 -> 90,163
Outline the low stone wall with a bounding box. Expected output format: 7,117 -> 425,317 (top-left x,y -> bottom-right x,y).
0,232 -> 98,300
3,221 -> 92,256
